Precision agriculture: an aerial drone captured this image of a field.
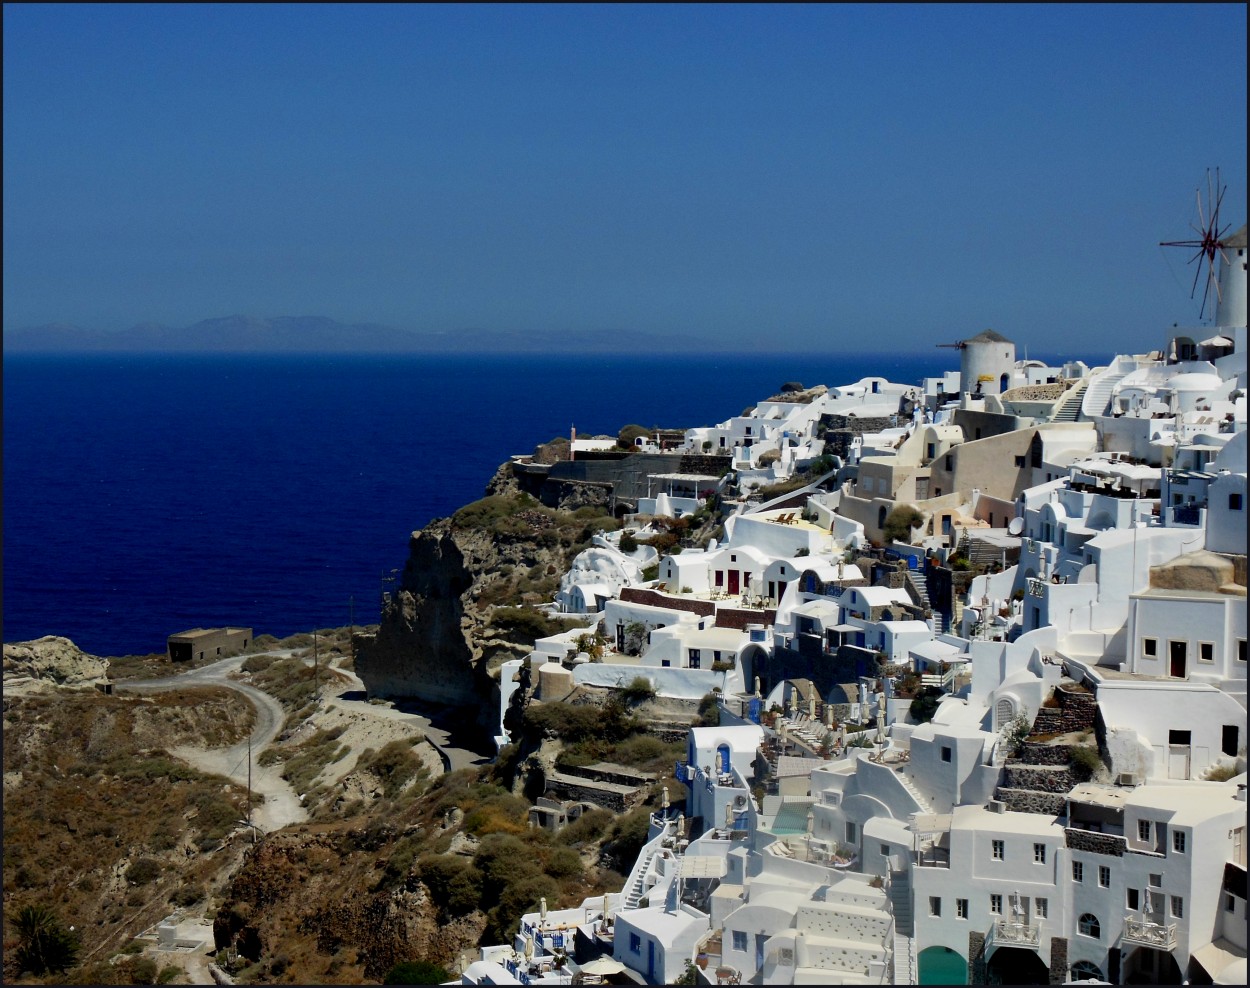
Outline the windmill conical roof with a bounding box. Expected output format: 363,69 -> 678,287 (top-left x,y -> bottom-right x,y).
964,328 -> 1013,345
1222,224 -> 1247,248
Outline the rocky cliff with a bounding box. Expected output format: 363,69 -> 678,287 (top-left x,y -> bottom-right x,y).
354,464 -> 614,711
3,635 -> 109,685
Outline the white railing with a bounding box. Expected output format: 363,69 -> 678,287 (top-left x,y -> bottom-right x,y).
1123,918 -> 1177,950
991,919 -> 1041,947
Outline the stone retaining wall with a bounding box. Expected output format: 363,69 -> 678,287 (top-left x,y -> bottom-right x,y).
1019,742 -> 1076,766
994,788 -> 1068,816
1002,765 -> 1076,792
1064,828 -> 1126,857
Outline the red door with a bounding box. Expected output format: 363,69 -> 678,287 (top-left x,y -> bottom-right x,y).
728,571 -> 740,595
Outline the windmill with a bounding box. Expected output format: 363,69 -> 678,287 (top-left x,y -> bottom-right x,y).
1160,168 -> 1234,319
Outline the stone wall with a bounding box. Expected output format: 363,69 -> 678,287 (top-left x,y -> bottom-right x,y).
1048,937 -> 1068,985
968,930 -> 986,985
1018,742 -> 1076,766
995,789 -> 1067,815
1064,828 -> 1126,857
714,607 -> 778,631
1001,765 -> 1076,792
618,587 -> 715,617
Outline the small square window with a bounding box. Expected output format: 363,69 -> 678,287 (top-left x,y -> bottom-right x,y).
1173,830 -> 1186,853
1171,896 -> 1184,919
1034,843 -> 1046,864
1231,492 -> 1244,511
1099,865 -> 1111,888
1073,861 -> 1084,883
1014,455 -> 1026,467
1143,638 -> 1158,658
732,931 -> 748,952
956,898 -> 969,919
990,894 -> 1002,914
992,840 -> 1004,860
1148,873 -> 1162,889
929,896 -> 942,917
1199,642 -> 1215,663
1035,897 -> 1048,919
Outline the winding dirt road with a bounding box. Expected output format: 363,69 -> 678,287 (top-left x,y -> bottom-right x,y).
118,652 -> 307,832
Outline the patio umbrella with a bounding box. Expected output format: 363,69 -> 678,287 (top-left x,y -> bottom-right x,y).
580,957 -> 627,976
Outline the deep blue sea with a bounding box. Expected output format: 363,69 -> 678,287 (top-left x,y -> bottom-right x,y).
5,350 -> 985,656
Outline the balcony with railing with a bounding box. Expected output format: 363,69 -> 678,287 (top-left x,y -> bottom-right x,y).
988,918 -> 1042,949
1122,917 -> 1177,950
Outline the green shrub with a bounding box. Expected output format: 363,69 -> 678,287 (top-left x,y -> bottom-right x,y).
883,505 -> 924,543
490,607 -> 577,643
416,856 -> 484,919
11,904 -> 80,975
908,686 -> 943,724
126,857 -> 162,886
359,739 -> 426,798
619,676 -> 656,703
384,960 -> 451,985
619,531 -> 638,553
1069,746 -> 1102,781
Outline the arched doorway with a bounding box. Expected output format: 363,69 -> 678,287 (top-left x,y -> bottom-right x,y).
986,945 -> 1049,985
1122,945 -> 1182,984
918,945 -> 967,985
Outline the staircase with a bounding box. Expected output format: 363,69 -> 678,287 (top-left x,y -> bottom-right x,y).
905,568 -> 931,611
623,846 -> 658,908
889,868 -> 916,985
1049,379 -> 1089,422
1080,358 -> 1138,419
896,771 -> 935,816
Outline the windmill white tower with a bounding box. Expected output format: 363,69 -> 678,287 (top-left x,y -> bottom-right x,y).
1161,169 -> 1247,330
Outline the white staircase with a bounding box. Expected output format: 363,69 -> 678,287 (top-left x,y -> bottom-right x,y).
1050,378 -> 1088,422
1080,359 -> 1138,418
624,846 -> 658,908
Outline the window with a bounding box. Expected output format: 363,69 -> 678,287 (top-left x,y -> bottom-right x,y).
1072,861 -> 1084,883
845,822 -> 857,842
957,898 -> 969,919
1148,873 -> 1162,889
1199,642 -> 1215,663
630,933 -> 641,954
1231,492 -> 1244,510
1071,962 -> 1104,982
732,931 -> 747,952
990,894 -> 1002,914
715,570 -> 724,587
688,649 -> 701,669
1173,830 -> 1186,854
1127,888 -> 1140,911
1078,913 -> 1101,938
1014,455 -> 1026,467
1035,898 -> 1048,919
1224,725 -> 1240,757
1239,639 -> 1247,663
1034,843 -> 1046,864
941,746 -> 952,763
1099,865 -> 1111,888
945,455 -> 952,470
1226,893 -> 1237,914
992,840 -> 1004,860
1171,896 -> 1184,919
1138,820 -> 1151,842
929,896 -> 942,917
1143,637 -> 1158,658
881,844 -> 891,857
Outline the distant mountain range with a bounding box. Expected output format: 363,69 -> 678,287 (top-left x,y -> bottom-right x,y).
2,315 -> 724,354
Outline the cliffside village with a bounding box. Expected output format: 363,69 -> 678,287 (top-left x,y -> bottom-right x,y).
435,228 -> 1249,986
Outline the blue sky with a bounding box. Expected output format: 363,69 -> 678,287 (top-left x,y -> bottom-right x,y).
3,3 -> 1246,353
